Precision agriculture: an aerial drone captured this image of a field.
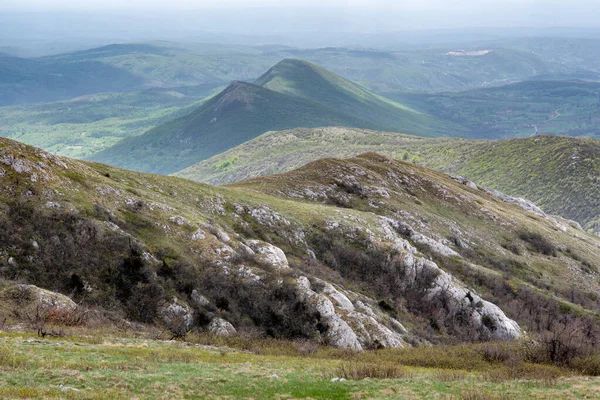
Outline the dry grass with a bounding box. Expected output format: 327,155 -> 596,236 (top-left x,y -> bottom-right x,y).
334,361 -> 408,380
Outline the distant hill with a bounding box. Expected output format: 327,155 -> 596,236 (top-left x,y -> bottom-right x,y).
90,60 -> 452,174
0,84 -> 220,159
386,80 -> 600,139
176,128 -> 600,233
1,39 -> 594,107
254,59 -> 446,136
0,54 -> 145,106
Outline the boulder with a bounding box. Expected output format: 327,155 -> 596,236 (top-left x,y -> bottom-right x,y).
0,284 -> 77,312
158,298 -> 194,333
207,317 -> 237,336
246,240 -> 289,269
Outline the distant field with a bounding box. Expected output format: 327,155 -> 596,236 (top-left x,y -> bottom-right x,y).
0,84 -> 220,158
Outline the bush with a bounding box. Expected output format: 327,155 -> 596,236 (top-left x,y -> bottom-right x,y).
335,361 -> 407,380
518,230 -> 556,256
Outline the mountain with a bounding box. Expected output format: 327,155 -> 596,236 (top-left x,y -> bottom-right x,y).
253,59 -> 446,135
386,80 -> 600,139
3,137 -> 600,353
176,128 -> 600,233
89,60 -> 452,174
0,53 -> 145,106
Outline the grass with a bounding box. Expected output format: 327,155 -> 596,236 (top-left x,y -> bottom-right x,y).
178,127 -> 600,233
0,331 -> 599,399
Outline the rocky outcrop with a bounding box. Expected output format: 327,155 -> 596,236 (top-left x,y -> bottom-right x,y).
486,188 -> 546,217
208,317 -> 237,336
296,277 -> 408,350
0,284 -> 77,312
157,298 -> 194,333
246,240 -> 289,269
403,252 -> 521,340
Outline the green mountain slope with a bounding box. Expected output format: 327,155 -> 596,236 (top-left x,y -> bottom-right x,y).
90,61 -> 452,174
0,54 -> 145,106
89,81 -> 380,174
387,80 -> 600,139
3,137 -> 600,352
254,59 -> 452,136
176,128 -> 600,232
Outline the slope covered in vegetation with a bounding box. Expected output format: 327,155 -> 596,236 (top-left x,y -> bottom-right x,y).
2,138 -> 600,358
388,80 -> 600,139
179,129 -> 600,232
90,61 -> 450,174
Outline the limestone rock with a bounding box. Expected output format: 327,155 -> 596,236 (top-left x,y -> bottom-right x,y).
208,317 -> 237,336
246,240 -> 289,269
158,298 -> 194,332
191,290 -> 210,307
0,284 -> 77,313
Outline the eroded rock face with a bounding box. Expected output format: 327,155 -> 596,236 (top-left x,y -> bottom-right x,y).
296,277 -> 408,350
158,298 -> 194,332
486,188 -> 546,217
208,317 -> 237,336
403,251 -> 521,340
246,240 -> 289,269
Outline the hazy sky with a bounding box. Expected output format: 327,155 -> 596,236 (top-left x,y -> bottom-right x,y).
1,0 -> 600,50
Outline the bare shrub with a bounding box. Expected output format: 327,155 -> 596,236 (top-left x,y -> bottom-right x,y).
432,369 -> 467,382
335,362 -> 407,380
293,339 -> 319,356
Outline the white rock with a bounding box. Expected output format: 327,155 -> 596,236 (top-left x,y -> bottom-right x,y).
208,317 -> 237,336
246,240 -> 289,269
191,229 -> 206,240
191,290 -> 210,307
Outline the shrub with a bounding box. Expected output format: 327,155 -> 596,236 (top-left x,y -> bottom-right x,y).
335,361 -> 407,380
518,230 -> 556,256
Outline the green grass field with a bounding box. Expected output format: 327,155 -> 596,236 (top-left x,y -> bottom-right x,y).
1,331 -> 600,399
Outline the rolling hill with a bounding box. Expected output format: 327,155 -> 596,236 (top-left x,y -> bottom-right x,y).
0,53 -> 145,106
3,136 -> 600,354
387,80 -> 600,139
90,60 -> 452,174
176,128 -> 600,233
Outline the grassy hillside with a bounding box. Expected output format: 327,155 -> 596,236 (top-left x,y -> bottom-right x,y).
0,84 -> 220,159
88,80 -> 385,174
254,59 -> 453,136
90,61 -> 453,174
388,80 -> 600,139
4,137 -> 600,352
177,128 -> 600,233
175,127 -> 427,184
405,135 -> 600,233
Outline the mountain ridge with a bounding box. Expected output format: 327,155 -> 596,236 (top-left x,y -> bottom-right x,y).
4,136 -> 600,351
89,60 -> 450,174
175,128 -> 600,232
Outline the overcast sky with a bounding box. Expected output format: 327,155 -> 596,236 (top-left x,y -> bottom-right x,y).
1,0 -> 600,50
